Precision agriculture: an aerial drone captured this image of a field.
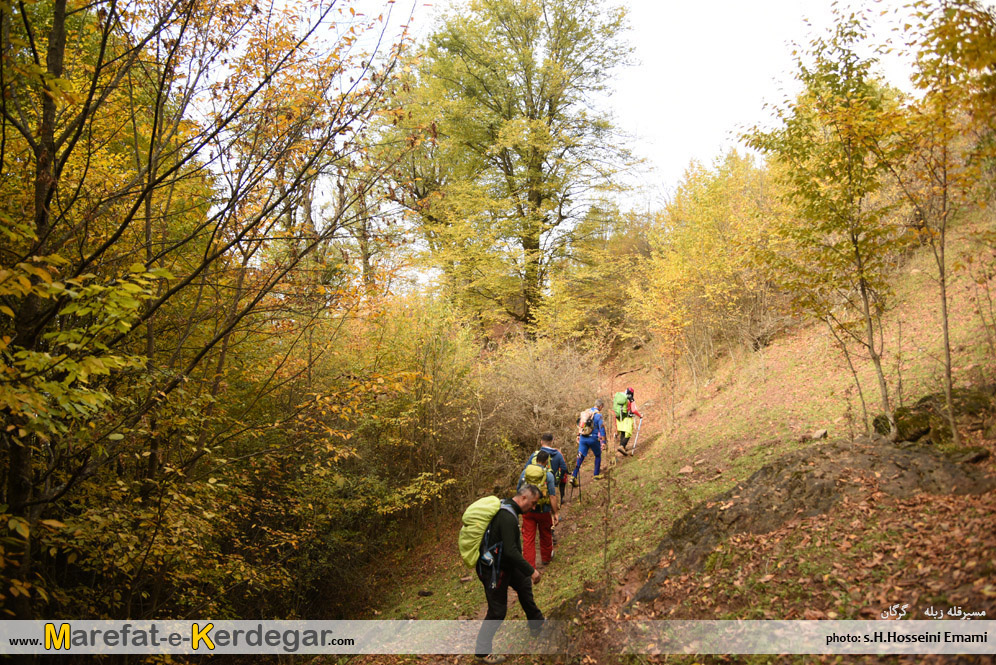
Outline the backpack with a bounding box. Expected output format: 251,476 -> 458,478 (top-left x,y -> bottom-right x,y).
613,391 -> 630,421
528,448 -> 564,484
578,407 -> 596,437
520,463 -> 550,508
458,496 -> 517,566
458,497 -> 518,590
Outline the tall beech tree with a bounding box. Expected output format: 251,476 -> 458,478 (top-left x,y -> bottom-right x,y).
746,14 -> 907,436
869,0 -> 996,446
394,0 -> 631,329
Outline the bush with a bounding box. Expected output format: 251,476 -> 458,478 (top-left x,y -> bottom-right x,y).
477,338 -> 606,468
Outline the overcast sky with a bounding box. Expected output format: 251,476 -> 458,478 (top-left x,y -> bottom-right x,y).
611,0 -> 914,203
394,0 -> 916,208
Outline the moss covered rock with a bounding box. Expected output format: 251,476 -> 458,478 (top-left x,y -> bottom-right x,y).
895,407 -> 931,442
872,407 -> 932,442
873,414 -> 891,436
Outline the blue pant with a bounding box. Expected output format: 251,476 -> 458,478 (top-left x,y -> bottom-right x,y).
572,436 -> 601,478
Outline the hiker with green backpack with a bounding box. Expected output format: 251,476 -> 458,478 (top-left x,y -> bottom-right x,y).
516,450 -> 559,567
613,387 -> 643,456
459,485 -> 546,664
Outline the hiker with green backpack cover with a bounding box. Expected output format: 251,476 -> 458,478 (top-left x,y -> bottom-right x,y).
613,387 -> 643,456
459,485 -> 546,664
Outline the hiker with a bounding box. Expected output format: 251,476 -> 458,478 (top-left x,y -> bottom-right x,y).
475,485 -> 545,663
517,450 -> 559,567
522,433 -> 569,502
614,387 -> 643,456
571,398 -> 607,485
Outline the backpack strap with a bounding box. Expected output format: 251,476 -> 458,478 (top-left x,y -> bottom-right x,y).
478,501 -> 518,590
484,501 -> 518,548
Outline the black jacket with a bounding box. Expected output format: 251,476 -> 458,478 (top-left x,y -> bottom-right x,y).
487,499 -> 534,577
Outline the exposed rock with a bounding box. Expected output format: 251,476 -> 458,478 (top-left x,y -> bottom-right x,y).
678,465 -> 694,475
811,429 -> 828,440
895,407 -> 931,442
872,387 -> 995,445
873,414 -> 892,436
626,435 -> 995,611
954,446 -> 991,464
917,388 -> 994,445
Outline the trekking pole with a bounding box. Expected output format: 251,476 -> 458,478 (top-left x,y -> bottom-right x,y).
569,455 -> 578,503
631,416 -> 643,454
572,451 -> 583,504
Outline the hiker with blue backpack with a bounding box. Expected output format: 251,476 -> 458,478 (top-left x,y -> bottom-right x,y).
516,450 -> 559,567
459,485 -> 546,664
570,398 -> 607,486
523,433 -> 568,502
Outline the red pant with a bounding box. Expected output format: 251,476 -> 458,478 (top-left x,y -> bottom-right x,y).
521,511 -> 554,566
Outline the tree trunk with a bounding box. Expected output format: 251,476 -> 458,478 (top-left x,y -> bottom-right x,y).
521,227 -> 541,328
827,318 -> 870,435
857,271 -> 894,437
936,228 -> 961,446
7,0 -> 68,623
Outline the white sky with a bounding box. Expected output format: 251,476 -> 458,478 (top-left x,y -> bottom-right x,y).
610,0 -> 915,204
386,0 -> 917,208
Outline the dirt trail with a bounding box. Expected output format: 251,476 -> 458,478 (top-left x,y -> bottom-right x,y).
473,439 -> 641,621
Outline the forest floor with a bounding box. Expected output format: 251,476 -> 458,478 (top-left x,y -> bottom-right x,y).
324,211 -> 996,664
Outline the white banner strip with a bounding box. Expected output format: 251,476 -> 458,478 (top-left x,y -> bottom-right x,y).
619,620 -> 995,655
0,620 -> 564,655
1,620 -> 992,655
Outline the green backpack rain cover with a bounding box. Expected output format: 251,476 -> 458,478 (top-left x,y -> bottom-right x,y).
613,391 -> 629,420
459,496 -> 502,568
521,463 -> 551,507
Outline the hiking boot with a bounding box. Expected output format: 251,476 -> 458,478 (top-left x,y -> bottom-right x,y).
570,476 -> 579,488
617,445 -> 628,455
529,618 -> 546,637
477,655 -> 506,664
593,474 -> 604,481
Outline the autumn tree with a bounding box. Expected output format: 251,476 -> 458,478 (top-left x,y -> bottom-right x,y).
746,14 -> 908,435
532,202 -> 651,344
869,0 -> 996,445
393,0 -> 631,330
635,152 -> 780,392
0,0 -> 409,620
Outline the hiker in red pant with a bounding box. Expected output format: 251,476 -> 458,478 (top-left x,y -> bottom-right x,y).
517,450 -> 560,567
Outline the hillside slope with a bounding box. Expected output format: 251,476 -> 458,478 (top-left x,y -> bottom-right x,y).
348,211 -> 996,663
